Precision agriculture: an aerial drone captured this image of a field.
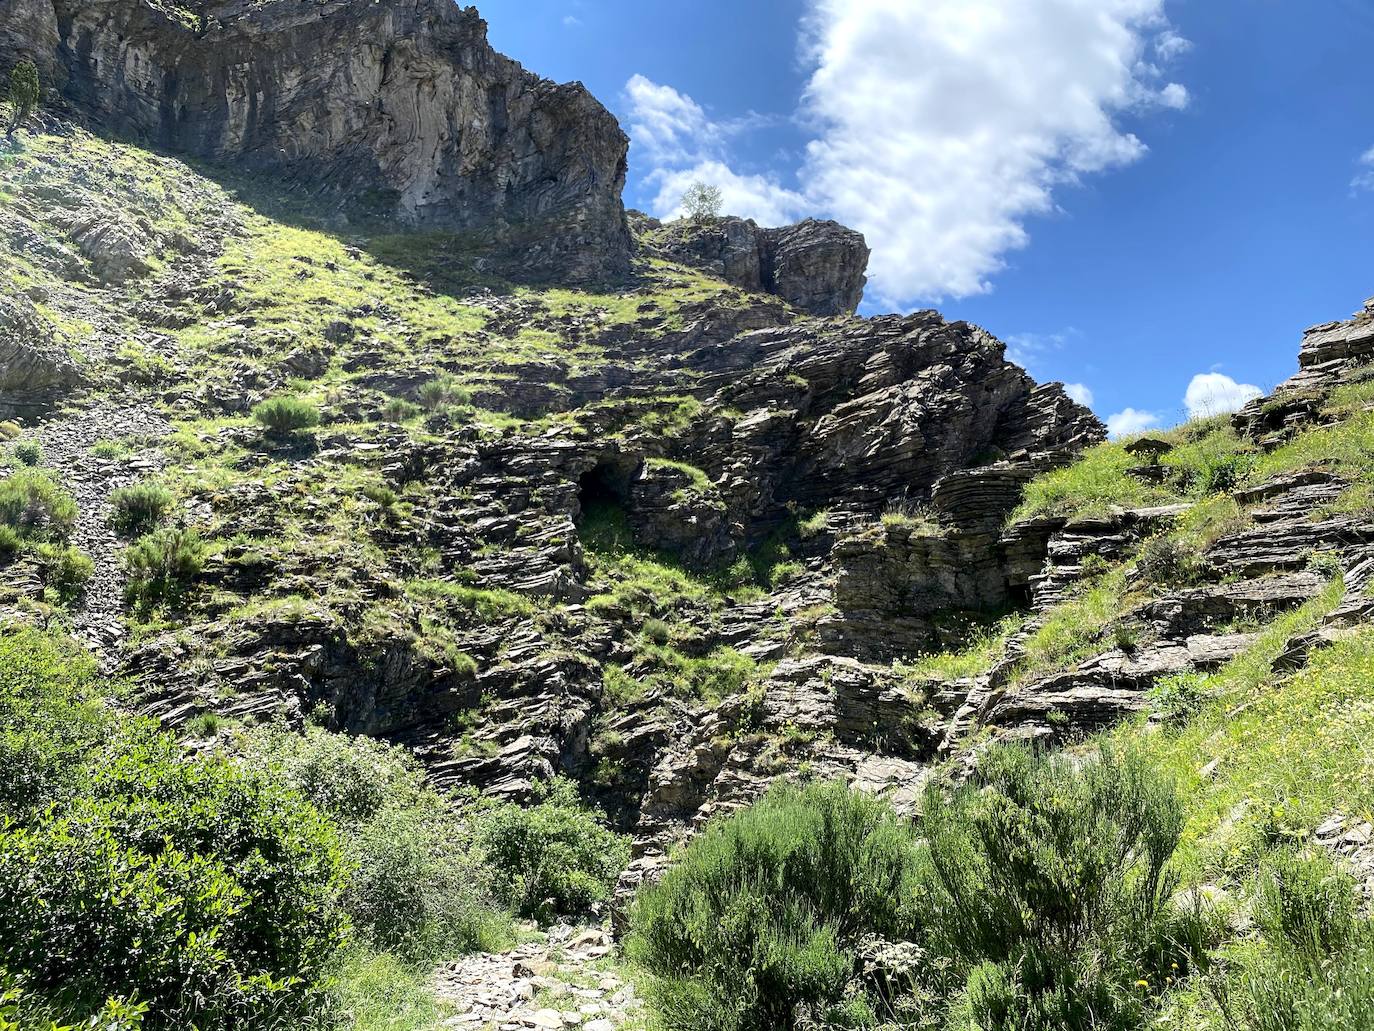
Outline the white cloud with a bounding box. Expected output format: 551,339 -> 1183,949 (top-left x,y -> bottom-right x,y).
1353,146 -> 1374,193
797,0 -> 1190,306
1106,408 -> 1161,438
1158,83 -> 1190,110
625,74 -> 719,168
1064,383 -> 1095,407
626,2 -> 1189,308
1155,30 -> 1192,61
1184,372 -> 1262,419
624,78 -> 803,224
647,161 -> 806,226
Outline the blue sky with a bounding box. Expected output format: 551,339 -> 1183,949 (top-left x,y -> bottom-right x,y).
483,1 -> 1374,434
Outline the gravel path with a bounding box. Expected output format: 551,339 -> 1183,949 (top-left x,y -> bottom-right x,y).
36,400 -> 173,663
433,925 -> 641,1030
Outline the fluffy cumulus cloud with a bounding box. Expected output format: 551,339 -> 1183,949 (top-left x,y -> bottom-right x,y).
624,75 -> 805,225
1106,408 -> 1161,438
799,0 -> 1188,305
626,1 -> 1190,309
1064,383 -> 1095,407
1184,372 -> 1262,419
1354,146 -> 1374,193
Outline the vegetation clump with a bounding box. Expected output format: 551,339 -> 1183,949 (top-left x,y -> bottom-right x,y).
473,777 -> 630,922
109,481 -> 175,535
628,780 -> 922,1031
5,61 -> 39,137
123,526 -> 206,606
0,470 -> 76,542
252,395 -> 321,436
0,626 -> 348,1029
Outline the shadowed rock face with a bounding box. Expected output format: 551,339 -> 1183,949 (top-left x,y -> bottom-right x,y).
636,214 -> 871,316
6,0 -> 631,282
0,294 -> 82,415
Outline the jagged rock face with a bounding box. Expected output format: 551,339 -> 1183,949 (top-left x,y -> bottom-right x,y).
13,0 -> 631,282
637,214 -> 870,316
0,294 -> 82,413
1235,296 -> 1374,443
0,0 -> 60,87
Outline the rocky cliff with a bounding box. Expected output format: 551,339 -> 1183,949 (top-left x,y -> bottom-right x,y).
2,0 -> 632,282
0,120 -> 1102,855
635,213 -> 872,316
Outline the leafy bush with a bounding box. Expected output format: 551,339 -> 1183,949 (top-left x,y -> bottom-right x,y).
238,726 -> 510,962
380,397 -> 421,423
123,527 -> 206,606
1137,533 -> 1206,587
6,61 -> 40,136
417,374 -> 471,412
1213,851 -> 1374,1031
109,482 -> 174,536
36,544 -> 94,605
0,628 -> 349,1029
1148,671 -> 1211,727
628,780 -> 922,1031
916,744 -> 1210,1031
474,777 -> 629,922
252,396 -> 320,436
0,470 -> 76,541
10,441 -> 40,467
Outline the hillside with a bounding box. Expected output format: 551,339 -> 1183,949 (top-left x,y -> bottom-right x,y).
2,4 -> 1374,1030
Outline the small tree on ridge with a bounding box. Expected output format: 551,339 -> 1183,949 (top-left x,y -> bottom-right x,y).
682,181 -> 723,223
6,61 -> 40,138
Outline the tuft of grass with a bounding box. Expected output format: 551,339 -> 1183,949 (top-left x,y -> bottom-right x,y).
252,395 -> 321,436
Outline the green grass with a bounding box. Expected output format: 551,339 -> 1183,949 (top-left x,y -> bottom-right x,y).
899,613 -> 1027,682
327,951 -> 454,1031
1012,418 -> 1258,523
1113,575 -> 1357,880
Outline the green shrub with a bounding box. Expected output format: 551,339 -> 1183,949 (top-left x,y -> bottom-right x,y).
0,526 -> 18,556
1213,851 -> 1374,1031
123,527 -> 206,606
1148,672 -> 1211,727
36,544 -> 94,605
238,726 -> 510,962
10,441 -> 40,467
0,422 -> 21,441
0,628 -> 348,1030
0,470 -> 76,541
628,780 -> 922,1031
474,777 -> 629,922
1251,850 -> 1359,963
109,482 -> 174,535
0,735 -> 348,1029
6,61 -> 40,136
380,397 -> 422,423
252,396 -> 321,436
417,374 -> 471,412
916,745 -> 1209,1031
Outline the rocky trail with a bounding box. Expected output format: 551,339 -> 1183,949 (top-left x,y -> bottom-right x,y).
34,400 -> 171,662
433,926 -> 641,1031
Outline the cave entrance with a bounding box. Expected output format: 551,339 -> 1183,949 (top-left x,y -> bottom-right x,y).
576,460 -> 636,553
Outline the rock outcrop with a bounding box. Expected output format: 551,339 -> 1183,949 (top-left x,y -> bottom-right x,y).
0,293 -> 81,414
5,0 -> 631,282
636,214 -> 871,316
1234,295 -> 1374,443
